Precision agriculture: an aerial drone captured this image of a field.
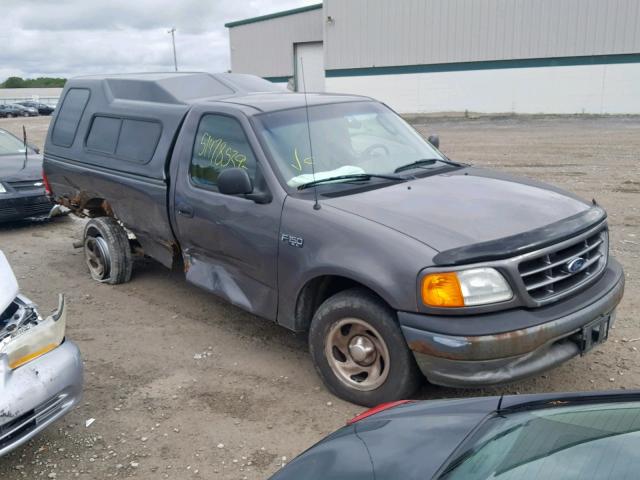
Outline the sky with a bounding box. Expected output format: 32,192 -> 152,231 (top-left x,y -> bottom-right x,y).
0,0 -> 319,81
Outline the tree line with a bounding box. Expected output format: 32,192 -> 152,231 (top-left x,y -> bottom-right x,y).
0,77 -> 66,88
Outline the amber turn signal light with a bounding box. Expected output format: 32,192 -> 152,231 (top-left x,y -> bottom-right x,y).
421,272 -> 465,307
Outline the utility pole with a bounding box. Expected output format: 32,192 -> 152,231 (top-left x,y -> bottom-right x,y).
167,27 -> 178,71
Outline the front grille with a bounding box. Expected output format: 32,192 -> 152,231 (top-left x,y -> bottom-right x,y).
7,180 -> 45,192
0,197 -> 52,219
0,394 -> 67,451
518,228 -> 608,303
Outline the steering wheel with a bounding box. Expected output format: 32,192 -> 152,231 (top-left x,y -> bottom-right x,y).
363,143 -> 390,158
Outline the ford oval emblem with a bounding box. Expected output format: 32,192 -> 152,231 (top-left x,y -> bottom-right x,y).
566,257 -> 586,273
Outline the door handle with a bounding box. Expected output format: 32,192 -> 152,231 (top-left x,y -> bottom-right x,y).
177,204 -> 194,218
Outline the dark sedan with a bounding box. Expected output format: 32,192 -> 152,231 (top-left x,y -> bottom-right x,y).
0,128 -> 53,222
16,101 -> 55,115
0,104 -> 38,117
271,390 -> 640,480
0,105 -> 24,118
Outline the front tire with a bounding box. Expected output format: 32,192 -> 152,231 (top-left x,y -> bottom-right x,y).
309,288 -> 422,406
83,217 -> 132,284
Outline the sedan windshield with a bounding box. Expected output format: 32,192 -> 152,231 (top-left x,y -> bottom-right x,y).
440,401 -> 640,480
0,130 -> 27,156
254,101 -> 449,189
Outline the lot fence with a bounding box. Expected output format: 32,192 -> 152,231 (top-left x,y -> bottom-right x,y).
0,96 -> 59,107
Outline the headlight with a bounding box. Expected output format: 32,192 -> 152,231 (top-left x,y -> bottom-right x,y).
0,295 -> 66,369
421,268 -> 512,308
0,183 -> 6,193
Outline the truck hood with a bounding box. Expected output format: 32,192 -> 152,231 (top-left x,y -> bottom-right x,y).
324,167 -> 591,253
0,251 -> 19,316
0,153 -> 44,182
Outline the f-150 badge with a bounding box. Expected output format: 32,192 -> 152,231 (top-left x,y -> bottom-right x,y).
281,233 -> 304,248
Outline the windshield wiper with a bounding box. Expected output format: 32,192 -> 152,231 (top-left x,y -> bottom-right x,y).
297,173 -> 405,190
394,158 -> 462,173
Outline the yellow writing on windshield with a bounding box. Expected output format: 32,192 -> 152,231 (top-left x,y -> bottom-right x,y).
292,148 -> 313,171
197,132 -> 247,170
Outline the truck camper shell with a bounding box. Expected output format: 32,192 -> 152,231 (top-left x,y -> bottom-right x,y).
44,72 -> 283,266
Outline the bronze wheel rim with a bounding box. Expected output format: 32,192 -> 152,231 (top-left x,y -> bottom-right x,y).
325,317 -> 390,391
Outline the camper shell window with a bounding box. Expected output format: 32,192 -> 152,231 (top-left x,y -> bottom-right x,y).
85,115 -> 162,164
51,88 -> 90,147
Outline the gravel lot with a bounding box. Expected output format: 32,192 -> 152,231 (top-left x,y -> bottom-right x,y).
0,114 -> 638,479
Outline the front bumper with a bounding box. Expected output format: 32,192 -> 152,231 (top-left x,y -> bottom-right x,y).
0,296 -> 83,457
0,193 -> 53,222
399,259 -> 625,387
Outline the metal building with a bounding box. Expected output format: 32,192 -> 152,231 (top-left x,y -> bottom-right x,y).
226,0 -> 640,114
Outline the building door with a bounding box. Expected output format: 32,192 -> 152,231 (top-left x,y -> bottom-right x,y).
294,42 -> 324,92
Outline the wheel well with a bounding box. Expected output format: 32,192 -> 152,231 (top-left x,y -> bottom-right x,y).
59,195 -> 114,218
295,275 -> 388,331
83,198 -> 114,217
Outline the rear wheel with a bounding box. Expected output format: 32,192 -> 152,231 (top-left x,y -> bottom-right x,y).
83,217 -> 132,284
309,288 -> 423,406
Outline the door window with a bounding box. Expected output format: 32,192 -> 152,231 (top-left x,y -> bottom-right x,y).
190,114 -> 257,189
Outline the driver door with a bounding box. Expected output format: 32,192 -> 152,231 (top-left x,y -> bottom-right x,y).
171,107 -> 283,321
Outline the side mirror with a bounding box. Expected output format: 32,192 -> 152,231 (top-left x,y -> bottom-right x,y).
427,134 -> 440,149
29,143 -> 40,154
218,168 -> 253,196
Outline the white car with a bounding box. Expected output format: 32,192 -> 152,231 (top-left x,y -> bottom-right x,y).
0,251 -> 83,457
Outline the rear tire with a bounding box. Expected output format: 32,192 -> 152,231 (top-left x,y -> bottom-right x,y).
309,288 -> 423,406
83,217 -> 132,284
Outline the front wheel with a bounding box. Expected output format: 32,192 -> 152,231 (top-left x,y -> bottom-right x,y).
309,288 -> 423,406
83,217 -> 133,284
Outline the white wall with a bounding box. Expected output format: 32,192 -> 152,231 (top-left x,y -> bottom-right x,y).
0,87 -> 62,106
324,0 -> 640,71
325,63 -> 640,114
228,7 -> 322,78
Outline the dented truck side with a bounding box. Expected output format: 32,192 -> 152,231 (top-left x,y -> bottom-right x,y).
43,73 -> 624,406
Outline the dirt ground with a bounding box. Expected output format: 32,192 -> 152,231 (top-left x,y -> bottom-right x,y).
0,114 -> 638,479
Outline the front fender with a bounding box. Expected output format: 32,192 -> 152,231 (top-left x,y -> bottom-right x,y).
276,197 -> 437,331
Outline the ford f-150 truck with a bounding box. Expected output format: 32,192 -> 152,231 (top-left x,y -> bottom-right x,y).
43,73 -> 624,406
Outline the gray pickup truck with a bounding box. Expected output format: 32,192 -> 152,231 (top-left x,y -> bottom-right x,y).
43,73 -> 624,406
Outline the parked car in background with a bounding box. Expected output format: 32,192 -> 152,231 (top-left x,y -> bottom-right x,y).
0,128 -> 54,222
16,101 -> 55,116
0,104 -> 38,117
0,105 -> 25,118
0,250 -> 83,457
15,104 -> 39,117
45,73 -> 624,406
271,390 -> 640,479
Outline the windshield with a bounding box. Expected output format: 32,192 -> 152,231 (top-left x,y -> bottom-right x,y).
254,101 -> 446,188
0,130 -> 28,156
440,401 -> 640,480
